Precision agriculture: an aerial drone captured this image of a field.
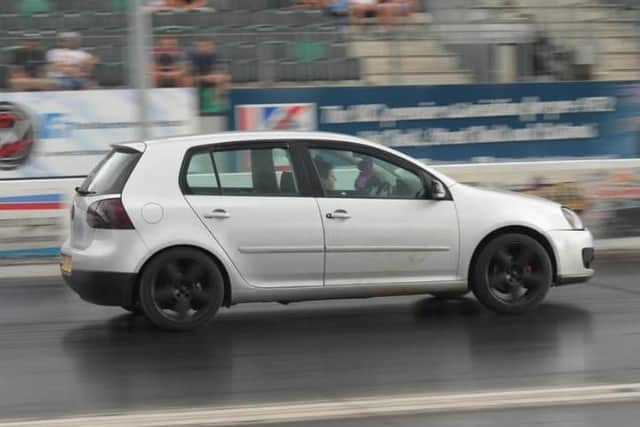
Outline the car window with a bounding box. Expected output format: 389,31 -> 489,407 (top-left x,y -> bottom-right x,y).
309,147 -> 424,199
185,152 -> 219,195
78,148 -> 141,195
184,146 -> 300,196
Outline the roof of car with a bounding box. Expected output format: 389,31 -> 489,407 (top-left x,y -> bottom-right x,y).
143,131 -> 374,147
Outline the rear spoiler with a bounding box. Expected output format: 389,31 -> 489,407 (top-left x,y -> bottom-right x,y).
111,142 -> 147,153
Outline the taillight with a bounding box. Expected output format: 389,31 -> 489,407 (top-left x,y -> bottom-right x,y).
86,198 -> 134,229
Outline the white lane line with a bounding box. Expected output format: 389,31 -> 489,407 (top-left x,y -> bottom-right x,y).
2,383 -> 640,427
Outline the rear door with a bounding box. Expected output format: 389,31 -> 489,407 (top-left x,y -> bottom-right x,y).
183,141 -> 325,288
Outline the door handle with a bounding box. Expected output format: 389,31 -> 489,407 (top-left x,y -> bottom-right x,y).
204,209 -> 230,219
326,209 -> 351,220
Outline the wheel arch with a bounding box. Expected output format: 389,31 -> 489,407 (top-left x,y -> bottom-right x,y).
133,244 -> 232,308
467,225 -> 558,285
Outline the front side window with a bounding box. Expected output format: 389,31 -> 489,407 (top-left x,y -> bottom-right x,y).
309,147 -> 424,199
184,146 -> 300,196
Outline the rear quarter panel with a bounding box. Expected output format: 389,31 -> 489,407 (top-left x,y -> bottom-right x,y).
121,142 -> 252,300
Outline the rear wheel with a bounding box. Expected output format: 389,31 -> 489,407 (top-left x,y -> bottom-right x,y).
139,248 -> 224,331
471,233 -> 552,314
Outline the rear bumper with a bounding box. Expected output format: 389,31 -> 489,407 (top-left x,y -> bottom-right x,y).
62,268 -> 137,307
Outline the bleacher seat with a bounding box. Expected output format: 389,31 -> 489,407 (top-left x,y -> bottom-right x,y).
2,14 -> 31,37
62,12 -> 96,33
95,61 -> 126,87
0,2 -> 16,14
30,12 -> 59,36
97,12 -> 127,33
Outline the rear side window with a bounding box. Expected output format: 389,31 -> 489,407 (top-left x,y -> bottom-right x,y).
78,149 -> 142,195
183,146 -> 300,196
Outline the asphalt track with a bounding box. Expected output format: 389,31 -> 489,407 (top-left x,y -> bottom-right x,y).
0,253 -> 639,425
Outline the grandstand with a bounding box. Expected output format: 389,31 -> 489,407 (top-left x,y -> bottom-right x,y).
0,0 -> 638,89
0,0 -> 472,88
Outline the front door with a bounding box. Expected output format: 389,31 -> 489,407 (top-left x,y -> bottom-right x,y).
183,142 -> 324,288
308,144 -> 460,286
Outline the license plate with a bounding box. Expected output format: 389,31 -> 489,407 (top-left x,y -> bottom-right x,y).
61,256 -> 72,274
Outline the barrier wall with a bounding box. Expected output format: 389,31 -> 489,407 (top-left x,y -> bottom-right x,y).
229,81 -> 640,163
2,159 -> 640,272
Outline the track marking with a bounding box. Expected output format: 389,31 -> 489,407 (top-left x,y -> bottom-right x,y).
2,383 -> 640,427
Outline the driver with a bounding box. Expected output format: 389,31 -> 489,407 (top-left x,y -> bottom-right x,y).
313,156 -> 336,193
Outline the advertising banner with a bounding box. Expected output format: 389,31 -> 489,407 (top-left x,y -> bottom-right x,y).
438,160 -> 640,241
0,88 -> 198,179
229,81 -> 640,163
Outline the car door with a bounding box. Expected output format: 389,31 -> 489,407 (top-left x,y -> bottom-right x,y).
183,141 -> 325,288
307,142 -> 460,287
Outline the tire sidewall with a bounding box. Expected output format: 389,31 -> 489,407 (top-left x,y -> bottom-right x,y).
471,233 -> 552,314
139,248 -> 224,331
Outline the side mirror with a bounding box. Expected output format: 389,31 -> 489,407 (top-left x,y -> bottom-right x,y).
430,180 -> 447,200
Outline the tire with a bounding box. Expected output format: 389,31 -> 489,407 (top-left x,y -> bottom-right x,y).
139,247 -> 224,331
471,233 -> 552,314
430,290 -> 469,300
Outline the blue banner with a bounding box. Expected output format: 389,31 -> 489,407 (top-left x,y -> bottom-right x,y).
229,81 -> 640,163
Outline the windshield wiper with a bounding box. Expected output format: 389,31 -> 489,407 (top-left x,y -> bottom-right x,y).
75,187 -> 96,196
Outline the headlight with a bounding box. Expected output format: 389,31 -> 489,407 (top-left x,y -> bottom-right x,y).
562,207 -> 584,230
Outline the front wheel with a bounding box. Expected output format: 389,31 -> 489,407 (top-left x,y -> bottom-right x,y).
471,233 -> 552,314
139,248 -> 224,331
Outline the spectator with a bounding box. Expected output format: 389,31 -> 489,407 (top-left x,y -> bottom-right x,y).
145,0 -> 208,10
378,0 -> 417,28
46,32 -> 97,90
8,35 -> 54,91
349,0 -> 379,25
189,39 -> 230,106
150,37 -> 190,88
296,0 -> 323,6
324,0 -> 350,22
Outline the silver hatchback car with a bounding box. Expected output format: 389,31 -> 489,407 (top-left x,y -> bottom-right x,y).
61,131 -> 594,330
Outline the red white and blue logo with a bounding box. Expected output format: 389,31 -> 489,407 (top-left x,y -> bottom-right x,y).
236,103 -> 316,131
0,102 -> 36,171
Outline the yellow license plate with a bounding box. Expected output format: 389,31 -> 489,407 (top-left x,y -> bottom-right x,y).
61,256 -> 72,274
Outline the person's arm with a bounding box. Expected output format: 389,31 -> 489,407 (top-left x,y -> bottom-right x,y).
80,51 -> 98,76
188,0 -> 207,8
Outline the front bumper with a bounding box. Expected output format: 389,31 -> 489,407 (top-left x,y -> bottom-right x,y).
548,229 -> 595,286
61,267 -> 137,307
